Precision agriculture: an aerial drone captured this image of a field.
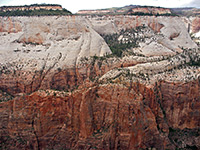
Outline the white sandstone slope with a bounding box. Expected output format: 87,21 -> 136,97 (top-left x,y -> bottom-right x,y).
0,16 -> 111,71
88,16 -> 198,56
0,15 -> 198,71
0,15 -> 199,94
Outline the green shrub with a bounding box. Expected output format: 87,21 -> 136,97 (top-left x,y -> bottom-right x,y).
101,28 -> 141,57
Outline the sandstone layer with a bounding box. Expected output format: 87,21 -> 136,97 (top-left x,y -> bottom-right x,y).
0,15 -> 199,149
128,7 -> 171,15
0,16 -> 198,94
0,4 -> 62,12
0,70 -> 199,149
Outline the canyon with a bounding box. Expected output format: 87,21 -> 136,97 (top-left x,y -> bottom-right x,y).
0,14 -> 199,149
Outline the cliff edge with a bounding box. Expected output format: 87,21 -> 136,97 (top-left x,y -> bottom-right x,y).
0,15 -> 199,149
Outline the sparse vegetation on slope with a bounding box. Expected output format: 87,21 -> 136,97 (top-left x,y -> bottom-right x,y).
0,13 -> 199,150
0,9 -> 72,16
101,27 -> 146,57
128,11 -> 178,16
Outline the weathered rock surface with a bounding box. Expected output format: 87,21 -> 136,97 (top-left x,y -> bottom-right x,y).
0,16 -> 112,94
0,15 -> 200,150
0,16 -> 198,95
89,16 -> 197,55
77,6 -> 171,15
182,17 -> 200,35
0,16 -> 111,65
191,17 -> 200,33
0,77 -> 199,149
128,7 -> 171,15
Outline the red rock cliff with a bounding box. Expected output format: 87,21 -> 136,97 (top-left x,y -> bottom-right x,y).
0,79 -> 199,149
0,15 -> 199,150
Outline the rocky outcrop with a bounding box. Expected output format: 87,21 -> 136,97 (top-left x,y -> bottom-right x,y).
192,17 -> 200,33
182,17 -> 200,34
0,15 -> 198,95
0,16 -> 113,96
182,17 -> 200,44
129,7 -> 171,15
0,77 -> 199,149
89,15 -> 197,55
77,6 -> 171,15
0,15 -> 199,149
0,4 -> 62,12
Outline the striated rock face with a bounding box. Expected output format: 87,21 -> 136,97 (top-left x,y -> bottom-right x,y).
0,79 -> 199,149
0,15 -> 199,149
192,17 -> 200,33
0,15 -> 197,95
158,81 -> 200,129
89,15 -> 197,56
182,16 -> 200,43
182,17 -> 200,34
148,21 -> 164,33
0,16 -> 111,95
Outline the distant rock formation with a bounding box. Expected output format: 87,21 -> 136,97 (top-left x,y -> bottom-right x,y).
0,4 -> 62,12
77,6 -> 172,15
128,7 -> 171,15
77,9 -> 112,15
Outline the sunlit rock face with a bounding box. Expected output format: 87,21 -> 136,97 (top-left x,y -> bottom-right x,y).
0,15 -> 199,150
0,15 -> 198,94
0,16 -> 111,94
